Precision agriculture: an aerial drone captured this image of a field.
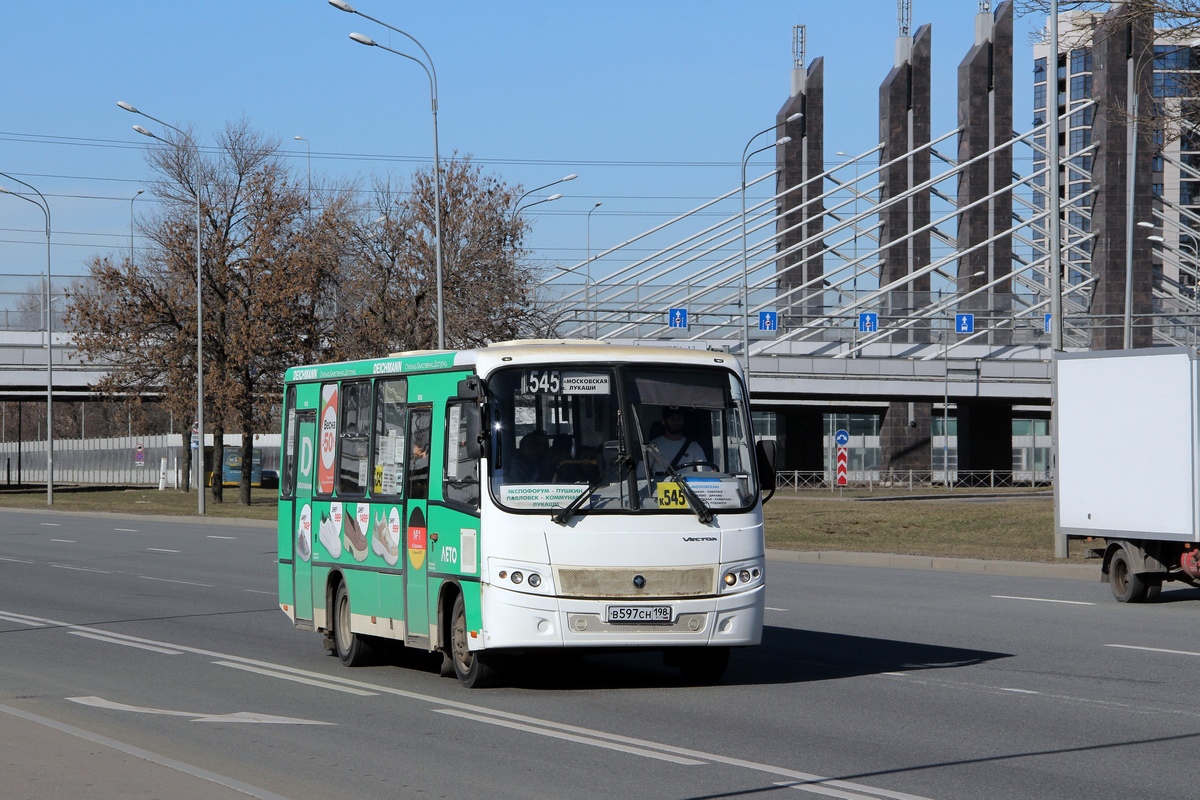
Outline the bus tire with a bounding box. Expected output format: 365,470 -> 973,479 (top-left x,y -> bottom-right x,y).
451,594 -> 497,688
674,646 -> 730,685
333,581 -> 374,666
1110,549 -> 1148,604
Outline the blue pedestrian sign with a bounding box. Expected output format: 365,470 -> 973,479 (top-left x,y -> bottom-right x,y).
668,308 -> 688,329
758,311 -> 777,331
859,312 -> 878,333
1044,312 -> 1052,333
955,313 -> 975,334
835,429 -> 850,447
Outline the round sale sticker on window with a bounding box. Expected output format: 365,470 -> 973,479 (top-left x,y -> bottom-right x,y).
317,384 -> 338,494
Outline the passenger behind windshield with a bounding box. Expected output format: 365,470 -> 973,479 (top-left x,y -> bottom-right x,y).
508,430 -> 551,483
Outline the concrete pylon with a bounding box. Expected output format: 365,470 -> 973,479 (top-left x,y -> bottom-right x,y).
878,23 -> 933,474
878,24 -> 932,344
776,58 -> 824,326
956,0 -> 1014,346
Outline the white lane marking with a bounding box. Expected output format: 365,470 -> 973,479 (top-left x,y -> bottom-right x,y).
0,557 -> 33,564
40,523 -> 61,527
8,606 -> 933,799
50,564 -> 111,574
68,695 -> 332,725
880,672 -> 907,677
992,595 -> 1094,606
146,548 -> 180,554
213,661 -> 377,697
138,576 -> 214,588
1107,643 -> 1200,658
765,606 -> 789,612
0,613 -> 45,627
69,631 -> 183,655
114,528 -> 140,533
243,589 -> 274,595
999,688 -> 1040,695
50,539 -> 75,543
0,702 -> 292,800
207,535 -> 237,540
435,708 -> 705,765
777,779 -> 917,800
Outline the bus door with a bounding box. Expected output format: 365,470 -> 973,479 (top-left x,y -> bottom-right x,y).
404,406 -> 433,645
292,410 -> 317,622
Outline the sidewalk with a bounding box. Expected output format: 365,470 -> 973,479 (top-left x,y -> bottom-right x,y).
0,703 -> 285,800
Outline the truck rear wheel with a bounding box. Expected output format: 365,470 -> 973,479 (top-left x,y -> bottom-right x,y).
1110,549 -> 1149,603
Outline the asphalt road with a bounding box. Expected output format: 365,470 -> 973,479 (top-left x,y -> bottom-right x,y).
2,507 -> 1198,800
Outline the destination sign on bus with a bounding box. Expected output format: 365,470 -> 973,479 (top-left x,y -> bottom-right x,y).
521,370 -> 610,396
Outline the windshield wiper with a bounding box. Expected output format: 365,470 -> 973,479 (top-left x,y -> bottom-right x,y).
550,452 -> 631,526
630,407 -> 714,525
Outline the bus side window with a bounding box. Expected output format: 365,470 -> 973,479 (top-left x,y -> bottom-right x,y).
281,386 -> 297,497
372,378 -> 407,496
407,408 -> 432,500
444,400 -> 480,508
339,380 -> 372,496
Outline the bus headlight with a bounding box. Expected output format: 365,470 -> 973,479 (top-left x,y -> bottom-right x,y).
719,559 -> 764,594
488,559 -> 553,595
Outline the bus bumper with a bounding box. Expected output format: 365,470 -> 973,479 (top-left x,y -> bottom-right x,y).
477,583 -> 764,651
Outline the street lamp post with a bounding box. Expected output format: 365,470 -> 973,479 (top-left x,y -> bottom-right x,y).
333,2 -> 446,350
0,175 -> 53,505
118,100 -> 205,514
294,135 -> 311,218
130,189 -> 144,263
587,201 -> 602,338
740,116 -> 799,373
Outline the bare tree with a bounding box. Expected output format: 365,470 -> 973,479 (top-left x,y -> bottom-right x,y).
331,155 -> 556,360
66,120 -> 343,505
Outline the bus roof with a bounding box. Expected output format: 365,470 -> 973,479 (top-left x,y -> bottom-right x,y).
284,340 -> 742,383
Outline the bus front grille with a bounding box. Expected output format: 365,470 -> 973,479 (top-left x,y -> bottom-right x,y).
566,612 -> 709,634
554,566 -> 716,598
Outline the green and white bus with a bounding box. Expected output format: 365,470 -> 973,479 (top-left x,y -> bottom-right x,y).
277,340 -> 776,687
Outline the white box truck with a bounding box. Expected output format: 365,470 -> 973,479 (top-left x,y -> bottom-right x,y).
1055,347 -> 1200,602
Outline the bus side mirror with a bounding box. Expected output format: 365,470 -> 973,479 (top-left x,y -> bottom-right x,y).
457,376 -> 484,399
755,439 -> 777,499
462,403 -> 486,461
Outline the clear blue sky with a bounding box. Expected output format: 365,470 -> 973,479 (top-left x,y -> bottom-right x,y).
0,1 -> 1043,311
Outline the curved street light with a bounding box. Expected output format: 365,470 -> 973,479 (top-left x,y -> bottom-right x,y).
740,113 -> 801,373
130,189 -> 144,263
334,2 -> 446,349
513,192 -> 562,217
118,100 -> 206,514
513,173 -> 577,219
294,135 -> 312,218
0,174 -> 54,505
587,201 -> 602,338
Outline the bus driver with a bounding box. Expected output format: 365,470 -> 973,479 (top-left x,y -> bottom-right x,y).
649,406 -> 706,473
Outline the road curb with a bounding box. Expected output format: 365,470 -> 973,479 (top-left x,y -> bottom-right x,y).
0,505 -> 275,529
766,548 -> 1097,581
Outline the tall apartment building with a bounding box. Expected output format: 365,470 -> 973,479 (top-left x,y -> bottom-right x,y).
1033,11 -> 1200,291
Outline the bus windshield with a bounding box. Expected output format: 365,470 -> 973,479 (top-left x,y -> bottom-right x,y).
487,364 -> 757,514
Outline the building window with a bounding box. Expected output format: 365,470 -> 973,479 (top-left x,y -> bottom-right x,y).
1034,57 -> 1047,81
1153,183 -> 1165,197
1033,83 -> 1046,110
1070,74 -> 1092,101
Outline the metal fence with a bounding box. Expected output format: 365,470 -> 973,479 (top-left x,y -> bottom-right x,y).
0,434 -> 281,487
775,469 -> 1053,492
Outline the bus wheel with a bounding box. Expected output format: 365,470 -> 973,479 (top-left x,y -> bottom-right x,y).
451,594 -> 497,688
333,582 -> 374,666
674,646 -> 730,685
